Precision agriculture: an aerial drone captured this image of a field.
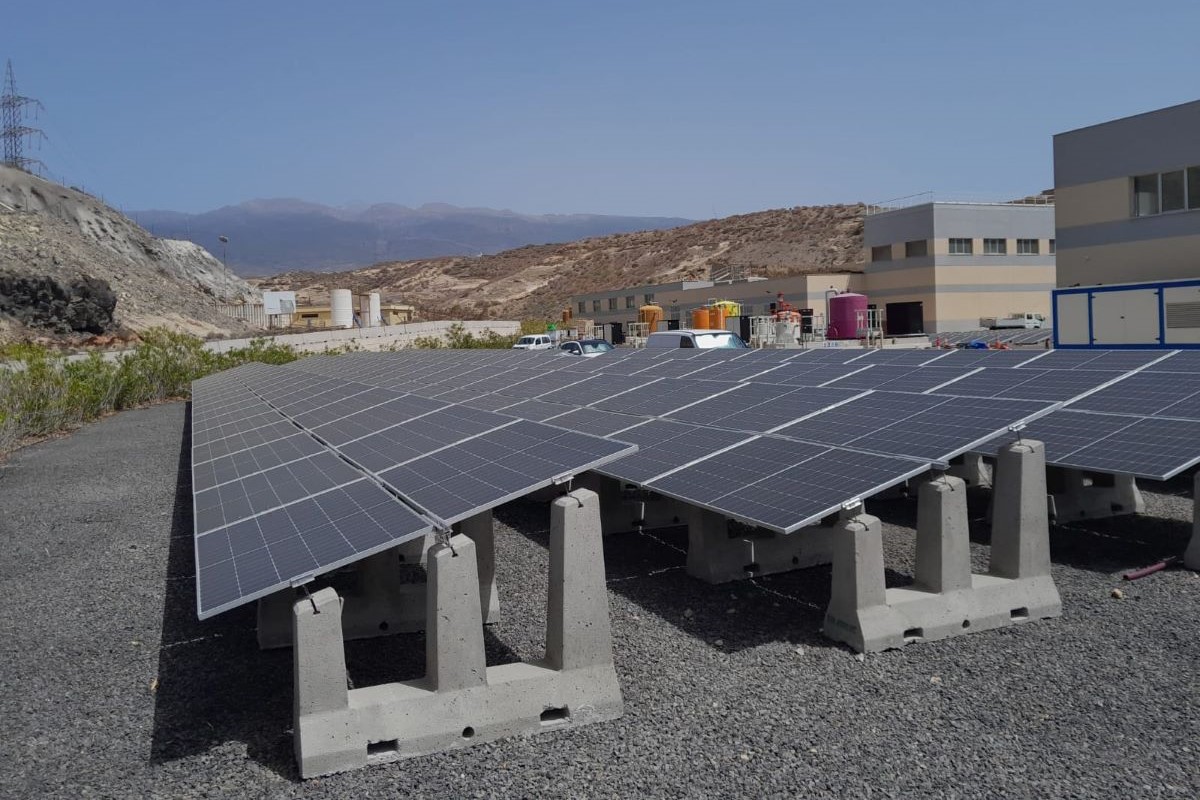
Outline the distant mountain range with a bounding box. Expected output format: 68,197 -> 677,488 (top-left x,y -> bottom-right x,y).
130,200 -> 693,275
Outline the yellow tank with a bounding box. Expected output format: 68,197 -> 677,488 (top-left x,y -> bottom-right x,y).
639,304 -> 664,332
709,305 -> 726,330
690,307 -> 711,329
711,299 -> 741,318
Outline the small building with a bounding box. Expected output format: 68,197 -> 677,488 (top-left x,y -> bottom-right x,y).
1053,99 -> 1200,289
293,301 -> 416,329
862,198 -> 1056,334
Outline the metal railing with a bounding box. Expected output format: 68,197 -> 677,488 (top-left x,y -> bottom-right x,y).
866,191 -> 1055,216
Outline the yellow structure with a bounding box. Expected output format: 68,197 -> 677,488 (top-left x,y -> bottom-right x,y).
294,301 -> 416,329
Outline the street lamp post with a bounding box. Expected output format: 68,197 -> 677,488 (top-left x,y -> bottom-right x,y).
218,235 -> 229,269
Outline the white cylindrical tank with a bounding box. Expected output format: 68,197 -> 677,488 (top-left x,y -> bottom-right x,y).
369,292 -> 381,327
330,289 -> 354,328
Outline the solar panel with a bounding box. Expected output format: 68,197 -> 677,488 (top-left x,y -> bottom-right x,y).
590,377 -> 742,417
537,374 -> 656,406
773,392 -> 947,446
995,369 -> 1125,402
987,410 -> 1141,464
374,420 -> 636,524
823,365 -> 976,393
646,438 -> 930,533
748,364 -> 872,387
1068,372 -> 1200,416
493,399 -> 576,422
929,367 -> 1042,398
1014,350 -> 1106,369
191,433 -> 327,493
546,407 -> 650,437
1055,417 -> 1200,480
1145,351 -> 1200,372
195,479 -> 431,619
668,385 -> 863,433
597,420 -> 754,484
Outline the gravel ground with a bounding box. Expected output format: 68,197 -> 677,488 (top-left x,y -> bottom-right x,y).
0,402 -> 1197,799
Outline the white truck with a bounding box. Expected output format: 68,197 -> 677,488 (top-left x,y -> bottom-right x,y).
980,312 -> 1045,330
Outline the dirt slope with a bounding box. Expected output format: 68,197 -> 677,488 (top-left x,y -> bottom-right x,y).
255,204 -> 866,319
0,165 -> 259,341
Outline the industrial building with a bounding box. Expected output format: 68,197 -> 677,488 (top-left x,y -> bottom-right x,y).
1051,99 -> 1200,348
571,197 -> 1056,339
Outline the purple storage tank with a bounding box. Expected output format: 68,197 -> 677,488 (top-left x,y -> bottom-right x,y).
827,292 -> 868,340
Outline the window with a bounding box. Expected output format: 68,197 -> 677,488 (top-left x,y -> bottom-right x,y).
625,295 -> 635,309
577,301 -> 586,314
871,244 -> 892,262
949,238 -> 973,255
644,293 -> 655,304
1132,167 -> 1200,216
1016,239 -> 1040,255
904,240 -> 928,258
608,297 -> 617,310
1162,170 -> 1186,213
1133,173 -> 1160,216
592,300 -> 601,313
1048,239 -> 1056,254
983,238 -> 1007,255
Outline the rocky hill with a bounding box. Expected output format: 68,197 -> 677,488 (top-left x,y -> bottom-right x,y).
255,204 -> 866,319
132,200 -> 693,273
0,166 -> 259,342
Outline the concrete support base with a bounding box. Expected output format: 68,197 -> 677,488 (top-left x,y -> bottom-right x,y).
1046,467 -> 1145,521
1185,473 -> 1200,571
258,512 -> 500,650
823,449 -> 1062,653
685,504 -> 834,584
292,489 -> 623,778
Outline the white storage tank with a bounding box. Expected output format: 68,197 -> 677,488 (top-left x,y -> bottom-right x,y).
330,289 -> 354,329
369,292 -> 382,327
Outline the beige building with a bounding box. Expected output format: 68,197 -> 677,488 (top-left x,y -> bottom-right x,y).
1053,99 -> 1200,288
861,199 -> 1056,334
294,302 -> 416,329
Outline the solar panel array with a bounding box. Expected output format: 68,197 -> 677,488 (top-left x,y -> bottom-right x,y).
934,328 -> 1055,346
286,347 -> 1060,533
190,364 -> 636,619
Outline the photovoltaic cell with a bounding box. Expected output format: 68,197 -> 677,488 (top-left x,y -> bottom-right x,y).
597,420 -> 753,484
1068,372 -> 1200,416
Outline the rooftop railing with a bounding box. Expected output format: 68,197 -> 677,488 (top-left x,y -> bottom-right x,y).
866,191 -> 1055,215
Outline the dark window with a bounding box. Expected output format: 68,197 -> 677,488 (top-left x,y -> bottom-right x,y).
1189,167 -> 1200,210
904,240 -> 927,258
577,301 -> 586,313
1162,170 -> 1186,212
983,238 -> 1007,255
871,245 -> 892,262
644,293 -> 655,304
1016,239 -> 1039,255
679,336 -> 695,348
949,238 -> 973,255
625,295 -> 635,308
608,297 -> 617,310
1048,239 -> 1056,254
1133,173 -> 1160,216
592,300 -> 601,313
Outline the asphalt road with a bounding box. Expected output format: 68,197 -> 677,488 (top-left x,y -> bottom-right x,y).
0,402 -> 1196,798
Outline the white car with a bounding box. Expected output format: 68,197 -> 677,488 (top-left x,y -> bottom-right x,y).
512,334 -> 554,351
559,339 -> 615,358
645,329 -> 748,349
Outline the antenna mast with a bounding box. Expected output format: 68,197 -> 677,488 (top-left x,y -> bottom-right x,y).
1,59 -> 47,175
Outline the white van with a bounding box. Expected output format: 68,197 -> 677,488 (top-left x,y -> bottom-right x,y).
512,334 -> 554,351
645,329 -> 748,349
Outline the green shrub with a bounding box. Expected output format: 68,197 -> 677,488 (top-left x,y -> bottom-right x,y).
0,328 -> 299,457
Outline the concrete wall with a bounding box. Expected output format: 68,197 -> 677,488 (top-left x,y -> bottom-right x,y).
1054,99 -> 1200,287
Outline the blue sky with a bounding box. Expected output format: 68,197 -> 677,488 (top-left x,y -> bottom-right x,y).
7,0 -> 1199,218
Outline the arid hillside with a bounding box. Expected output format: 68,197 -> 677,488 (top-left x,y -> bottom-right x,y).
0,166 -> 259,342
255,204 -> 866,319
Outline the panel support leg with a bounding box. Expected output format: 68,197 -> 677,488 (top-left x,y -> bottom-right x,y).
1185,473 -> 1200,571
293,588 -> 361,776
457,510 -> 500,623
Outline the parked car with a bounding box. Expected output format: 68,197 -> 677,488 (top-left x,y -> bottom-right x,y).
559,339 -> 614,358
512,334 -> 554,351
645,329 -> 748,349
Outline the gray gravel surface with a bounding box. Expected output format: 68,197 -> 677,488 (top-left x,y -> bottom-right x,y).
0,402 -> 1197,799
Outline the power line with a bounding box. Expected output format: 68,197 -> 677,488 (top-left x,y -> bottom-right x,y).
2,59 -> 48,175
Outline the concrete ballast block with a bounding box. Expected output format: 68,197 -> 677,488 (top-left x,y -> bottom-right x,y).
822,452 -> 1062,654
291,489 -> 623,778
